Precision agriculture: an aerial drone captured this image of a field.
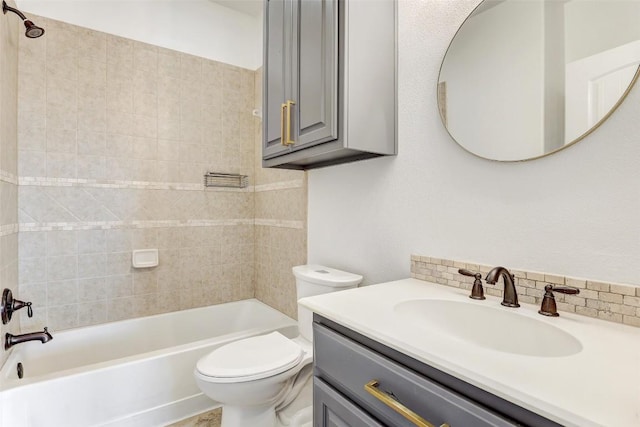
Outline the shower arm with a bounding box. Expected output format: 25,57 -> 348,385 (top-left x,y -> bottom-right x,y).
2,0 -> 44,38
2,1 -> 28,21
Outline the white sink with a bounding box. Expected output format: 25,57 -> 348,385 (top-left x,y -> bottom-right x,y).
394,299 -> 582,357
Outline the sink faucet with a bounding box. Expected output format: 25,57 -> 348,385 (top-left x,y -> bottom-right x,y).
5,327 -> 53,350
485,267 -> 519,307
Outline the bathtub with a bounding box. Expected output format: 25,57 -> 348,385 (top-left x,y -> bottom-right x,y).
0,299 -> 298,426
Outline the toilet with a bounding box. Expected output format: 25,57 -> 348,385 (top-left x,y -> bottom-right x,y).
194,265 -> 363,427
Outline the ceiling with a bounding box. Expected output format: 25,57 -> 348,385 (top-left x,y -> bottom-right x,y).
209,0 -> 262,17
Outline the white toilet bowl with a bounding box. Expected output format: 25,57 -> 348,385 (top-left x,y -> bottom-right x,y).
194,334 -> 313,427
194,265 -> 362,427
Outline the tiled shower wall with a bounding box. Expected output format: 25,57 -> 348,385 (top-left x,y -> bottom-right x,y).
0,1 -> 20,365
253,70 -> 307,320
17,17 -> 259,331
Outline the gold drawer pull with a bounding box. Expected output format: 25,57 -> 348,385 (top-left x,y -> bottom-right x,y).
364,380 -> 450,427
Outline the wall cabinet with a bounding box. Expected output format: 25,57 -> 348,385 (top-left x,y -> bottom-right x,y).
313,315 -> 562,427
262,0 -> 397,169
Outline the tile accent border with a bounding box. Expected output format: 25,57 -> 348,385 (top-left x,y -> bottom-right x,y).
20,219 -> 255,232
411,255 -> 640,328
254,179 -> 304,192
254,219 -> 305,229
19,219 -> 306,231
0,170 -> 18,185
0,224 -> 19,237
19,177 -> 253,192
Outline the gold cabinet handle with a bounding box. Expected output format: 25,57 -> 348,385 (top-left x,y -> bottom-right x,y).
283,99 -> 295,146
280,102 -> 287,146
364,380 -> 450,427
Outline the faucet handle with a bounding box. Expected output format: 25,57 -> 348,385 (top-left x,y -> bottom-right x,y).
458,269 -> 485,300
538,285 -> 580,317
545,285 -> 580,295
1,289 -> 34,324
458,269 -> 480,278
14,299 -> 32,318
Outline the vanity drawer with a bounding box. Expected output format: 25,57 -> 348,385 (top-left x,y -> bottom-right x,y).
314,377 -> 385,427
314,323 -> 518,427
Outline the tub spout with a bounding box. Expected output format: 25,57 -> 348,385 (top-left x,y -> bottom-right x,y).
5,327 -> 53,350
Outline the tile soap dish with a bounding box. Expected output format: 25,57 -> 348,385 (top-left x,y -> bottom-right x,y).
132,249 -> 159,268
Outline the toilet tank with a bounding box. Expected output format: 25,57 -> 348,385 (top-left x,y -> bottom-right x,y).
293,265 -> 363,342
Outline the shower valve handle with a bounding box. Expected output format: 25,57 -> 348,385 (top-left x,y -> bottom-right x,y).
12,299 -> 32,318
1,289 -> 34,324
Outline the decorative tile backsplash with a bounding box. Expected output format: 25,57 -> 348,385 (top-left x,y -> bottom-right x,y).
411,255 -> 640,328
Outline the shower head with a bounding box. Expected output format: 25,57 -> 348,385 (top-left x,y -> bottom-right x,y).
2,1 -> 45,39
24,20 -> 44,38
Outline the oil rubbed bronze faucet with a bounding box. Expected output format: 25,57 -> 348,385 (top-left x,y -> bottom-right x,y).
485,266 -> 519,307
5,327 -> 53,350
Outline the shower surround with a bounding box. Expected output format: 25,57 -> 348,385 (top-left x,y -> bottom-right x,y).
0,1 -> 20,366
15,17 -> 306,332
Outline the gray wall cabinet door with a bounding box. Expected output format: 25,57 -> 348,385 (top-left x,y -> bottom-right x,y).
263,0 -> 290,158
263,0 -> 397,169
264,0 -> 339,159
292,0 -> 339,149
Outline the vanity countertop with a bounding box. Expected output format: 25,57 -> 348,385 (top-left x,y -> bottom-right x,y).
298,278 -> 640,427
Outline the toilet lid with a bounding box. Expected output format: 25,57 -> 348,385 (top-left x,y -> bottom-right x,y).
196,332 -> 304,382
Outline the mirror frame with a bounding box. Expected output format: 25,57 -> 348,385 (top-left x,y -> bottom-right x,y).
437,0 -> 640,162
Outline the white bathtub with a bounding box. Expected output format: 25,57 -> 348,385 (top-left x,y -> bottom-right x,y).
0,299 -> 298,426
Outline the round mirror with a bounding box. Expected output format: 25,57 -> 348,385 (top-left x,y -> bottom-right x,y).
438,0 -> 640,161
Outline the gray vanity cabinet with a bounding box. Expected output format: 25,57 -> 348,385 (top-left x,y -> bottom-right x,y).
262,0 -> 397,169
313,315 -> 563,427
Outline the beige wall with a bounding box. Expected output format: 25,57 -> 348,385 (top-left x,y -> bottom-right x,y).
0,1 -> 20,365
17,17 -> 257,331
253,69 -> 307,320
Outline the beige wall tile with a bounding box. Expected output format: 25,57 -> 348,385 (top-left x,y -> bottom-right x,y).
19,126 -> 46,151
19,149 -> 46,176
77,27 -> 106,63
47,279 -> 78,306
78,253 -> 107,279
76,230 -> 107,254
78,277 -> 106,302
158,49 -> 181,79
105,274 -> 133,299
78,300 -> 107,327
609,284 -> 636,296
48,303 -> 79,330
78,57 -> 107,88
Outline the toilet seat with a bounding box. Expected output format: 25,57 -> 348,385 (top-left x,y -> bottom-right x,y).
196,332 -> 304,383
